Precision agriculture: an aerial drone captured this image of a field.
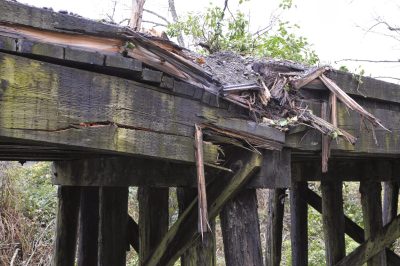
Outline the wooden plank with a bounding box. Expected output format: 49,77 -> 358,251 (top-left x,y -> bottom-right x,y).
64,47 -> 104,65
336,213 -> 400,266
360,180 -> 387,266
0,52 -> 228,163
177,188 -> 216,266
265,188 -> 286,266
53,186 -> 81,266
220,189 -> 263,266
290,178 -> 308,265
287,99 -> 400,156
98,187 -> 128,266
143,152 -> 262,266
304,70 -> 400,105
105,54 -> 142,71
77,187 -> 99,266
142,68 -> 163,83
138,187 -> 169,264
0,1 -> 123,38
18,39 -> 64,59
321,180 -> 345,265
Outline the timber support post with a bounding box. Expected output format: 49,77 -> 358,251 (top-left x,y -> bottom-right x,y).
98,187 -> 129,266
321,179 -> 345,265
177,188 -> 216,266
53,186 -> 81,266
139,187 -> 169,264
78,186 -> 99,266
383,180 -> 399,226
290,180 -> 308,266
360,180 -> 387,266
220,188 -> 263,266
265,188 -> 286,266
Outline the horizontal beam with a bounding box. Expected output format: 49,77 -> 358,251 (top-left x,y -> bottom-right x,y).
292,160 -> 395,181
53,150 -> 289,189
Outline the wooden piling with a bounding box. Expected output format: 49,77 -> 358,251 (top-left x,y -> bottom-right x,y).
138,187 -> 169,264
321,180 -> 345,265
53,186 -> 81,266
220,189 -> 263,266
77,186 -> 99,266
265,188 -> 286,266
383,181 -> 399,226
177,188 -> 216,266
290,181 -> 308,266
360,180 -> 387,266
98,187 -> 129,266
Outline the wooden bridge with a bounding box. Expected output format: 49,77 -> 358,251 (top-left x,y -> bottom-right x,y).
1,1 -> 400,265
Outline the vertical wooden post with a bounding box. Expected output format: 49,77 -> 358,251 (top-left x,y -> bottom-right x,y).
220,189 -> 263,266
98,187 -> 129,266
360,180 -> 387,266
78,186 -> 99,266
383,181 -> 399,226
265,188 -> 286,266
321,180 -> 345,265
290,181 -> 308,266
177,188 -> 216,266
53,186 -> 81,266
138,187 -> 169,264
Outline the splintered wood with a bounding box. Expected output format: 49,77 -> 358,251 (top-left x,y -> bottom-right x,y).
194,124 -> 209,237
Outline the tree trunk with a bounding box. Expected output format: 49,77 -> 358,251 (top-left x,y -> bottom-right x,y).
168,0 -> 185,47
130,0 -> 146,30
220,189 -> 263,266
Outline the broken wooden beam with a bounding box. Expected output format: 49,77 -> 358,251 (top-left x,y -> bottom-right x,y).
143,152 -> 262,266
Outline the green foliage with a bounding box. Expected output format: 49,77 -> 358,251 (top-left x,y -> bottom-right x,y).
167,1 -> 318,64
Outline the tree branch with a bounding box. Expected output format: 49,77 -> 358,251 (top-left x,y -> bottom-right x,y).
168,0 -> 185,47
335,59 -> 400,63
144,9 -> 170,24
142,20 -> 168,28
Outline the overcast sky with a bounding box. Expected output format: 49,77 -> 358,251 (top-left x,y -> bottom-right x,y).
19,0 -> 400,83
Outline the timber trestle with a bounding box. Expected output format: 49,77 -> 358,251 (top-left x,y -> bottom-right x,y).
1,1 -> 400,265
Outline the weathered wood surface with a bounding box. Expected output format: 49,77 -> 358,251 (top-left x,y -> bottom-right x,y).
383,181 -> 399,226
78,187 -> 99,266
177,188 -> 216,266
321,180 -> 345,265
53,186 -> 81,266
292,160 -> 394,181
53,150 -> 289,188
305,186 -> 400,266
98,187 -> 128,266
143,152 -> 262,266
139,187 -> 169,264
0,52 -> 227,162
336,213 -> 400,266
360,181 -> 387,266
265,188 -> 286,266
287,98 -> 400,156
220,189 -> 263,266
290,180 -> 308,266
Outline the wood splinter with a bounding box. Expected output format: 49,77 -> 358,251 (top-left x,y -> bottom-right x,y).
194,124 -> 210,238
